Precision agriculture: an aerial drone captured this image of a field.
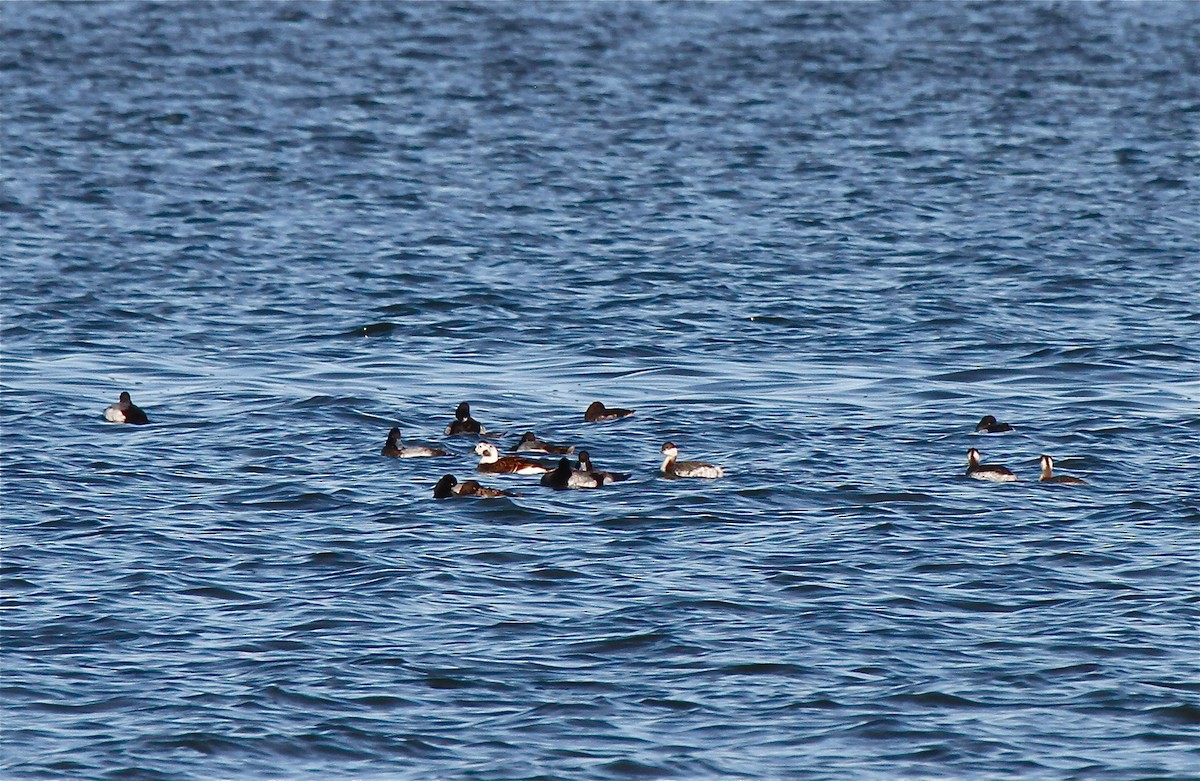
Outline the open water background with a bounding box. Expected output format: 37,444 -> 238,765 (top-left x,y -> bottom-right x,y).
3,2 -> 1199,779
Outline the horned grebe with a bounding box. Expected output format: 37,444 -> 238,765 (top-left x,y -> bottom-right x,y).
660,442 -> 724,479
966,448 -> 1017,482
1039,454 -> 1086,484
575,450 -> 629,484
381,427 -> 448,458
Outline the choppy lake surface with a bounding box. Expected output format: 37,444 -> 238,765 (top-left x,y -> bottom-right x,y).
3,2 -> 1199,779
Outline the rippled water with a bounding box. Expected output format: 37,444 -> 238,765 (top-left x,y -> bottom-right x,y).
3,2 -> 1199,779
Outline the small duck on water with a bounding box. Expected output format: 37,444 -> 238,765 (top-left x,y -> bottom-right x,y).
104,392 -> 149,424
584,401 -> 634,423
975,415 -> 1014,434
445,402 -> 486,436
541,458 -> 604,490
474,442 -> 552,475
512,431 -> 574,455
433,474 -> 514,499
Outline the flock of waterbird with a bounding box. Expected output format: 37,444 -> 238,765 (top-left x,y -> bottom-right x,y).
102,393 -> 1085,492
103,394 -> 725,498
396,400 -> 726,497
968,415 -> 1087,485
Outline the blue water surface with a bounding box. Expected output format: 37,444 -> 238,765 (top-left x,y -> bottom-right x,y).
2,2 -> 1199,779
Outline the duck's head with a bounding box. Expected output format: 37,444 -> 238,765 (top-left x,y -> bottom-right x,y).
433,474 -> 458,498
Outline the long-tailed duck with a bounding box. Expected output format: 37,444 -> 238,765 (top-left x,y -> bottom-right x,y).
381,427 -> 448,458
660,442 -> 724,479
474,442 -> 551,475
104,392 -> 149,424
966,448 -> 1017,482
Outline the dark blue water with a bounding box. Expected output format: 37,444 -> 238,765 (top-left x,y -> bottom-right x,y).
3,2 -> 1199,778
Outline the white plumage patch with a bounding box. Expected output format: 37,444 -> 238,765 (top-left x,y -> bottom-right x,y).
969,469 -> 1017,483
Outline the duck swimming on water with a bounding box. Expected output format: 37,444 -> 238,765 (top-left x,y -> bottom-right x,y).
575,450 -> 629,484
474,442 -> 551,475
446,402 -> 486,436
541,458 -> 604,490
512,431 -> 574,455
433,474 -> 514,499
104,392 -> 149,424
584,401 -> 634,423
975,415 -> 1014,434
